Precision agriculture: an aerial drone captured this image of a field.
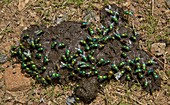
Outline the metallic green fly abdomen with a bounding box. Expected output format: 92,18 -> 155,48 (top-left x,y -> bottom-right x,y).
81,22 -> 88,28
36,53 -> 42,59
124,10 -> 133,16
121,52 -> 127,58
79,70 -> 86,76
35,30 -> 44,36
111,64 -> 119,72
11,50 -> 17,56
118,61 -> 126,68
134,69 -> 142,73
138,73 -> 144,79
122,46 -> 130,51
41,66 -> 46,71
97,58 -> 105,66
111,15 -> 118,23
35,37 -> 41,43
130,35 -> 136,41
71,59 -> 77,66
51,73 -> 61,79
153,72 -> 159,79
121,33 -> 128,38
88,28 -> 94,35
126,74 -> 131,81
21,62 -> 27,69
114,33 -> 121,40
30,40 -> 35,48
23,34 -> 29,39
148,69 -> 154,75
38,47 -> 44,52
51,41 -> 57,49
125,66 -> 132,72
65,49 -> 71,58
147,58 -> 156,65
80,40 -> 87,46
58,42 -> 65,49
44,56 -> 49,64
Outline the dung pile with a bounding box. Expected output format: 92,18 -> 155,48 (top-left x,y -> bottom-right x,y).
11,4 -> 161,104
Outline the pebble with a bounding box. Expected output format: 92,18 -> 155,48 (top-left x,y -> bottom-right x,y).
66,96 -> 75,105
0,53 -> 8,64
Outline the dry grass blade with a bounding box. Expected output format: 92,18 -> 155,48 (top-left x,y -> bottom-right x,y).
151,0 -> 154,16
0,22 -> 10,41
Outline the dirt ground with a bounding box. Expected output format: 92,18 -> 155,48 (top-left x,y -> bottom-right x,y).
0,0 -> 170,105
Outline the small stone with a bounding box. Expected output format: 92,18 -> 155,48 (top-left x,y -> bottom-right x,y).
0,53 -> 8,64
66,96 -> 75,105
151,43 -> 166,56
4,64 -> 31,91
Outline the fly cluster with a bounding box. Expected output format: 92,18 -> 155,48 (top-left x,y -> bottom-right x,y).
10,4 -> 161,104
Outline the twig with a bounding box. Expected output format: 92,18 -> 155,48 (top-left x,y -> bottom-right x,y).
0,22 -> 10,41
142,47 -> 170,69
